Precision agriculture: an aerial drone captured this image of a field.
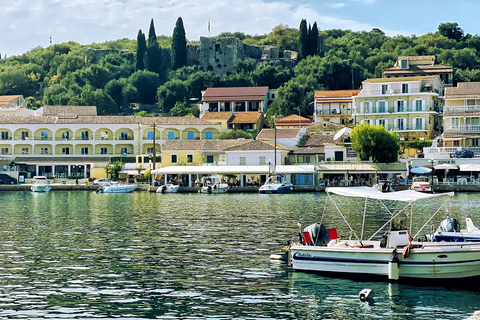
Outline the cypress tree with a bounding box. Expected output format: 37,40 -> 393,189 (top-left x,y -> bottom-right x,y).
309,22 -> 319,56
146,18 -> 162,75
298,19 -> 308,60
136,29 -> 146,71
172,17 -> 187,70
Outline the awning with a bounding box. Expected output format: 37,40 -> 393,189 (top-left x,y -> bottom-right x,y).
151,165 -> 315,175
119,170 -> 142,175
326,186 -> 454,203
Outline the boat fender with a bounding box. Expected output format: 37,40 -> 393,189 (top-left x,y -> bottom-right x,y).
359,289 -> 374,301
388,252 -> 400,281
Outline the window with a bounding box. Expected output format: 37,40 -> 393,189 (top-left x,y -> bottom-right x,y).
81,131 -> 89,140
41,131 -> 49,140
80,147 -> 89,155
1,147 -> 9,155
240,157 -> 246,165
472,117 -> 480,125
186,154 -> 193,163
378,101 -> 386,113
61,131 -> 70,140
454,140 -> 460,146
215,43 -> 220,52
62,147 -> 70,155
473,139 -> 479,146
259,156 -> 266,165
146,147 -> 154,154
40,147 -> 49,155
397,119 -> 405,130
401,59 -> 408,69
415,118 -> 423,130
305,156 -> 311,163
167,131 -> 175,140
171,154 -> 178,164
206,155 -> 214,163
205,131 -> 213,140
100,147 -> 107,155
378,119 -> 386,127
21,147 -> 29,154
452,118 -> 460,126
146,130 -> 154,140
402,84 -> 409,93
101,131 -> 109,140
120,131 -> 128,140
187,131 -> 195,140
415,100 -> 424,111
120,147 -> 127,155
21,131 -> 29,140
396,100 -> 405,112
381,85 -> 388,94
363,119 -> 372,125
1,131 -> 9,140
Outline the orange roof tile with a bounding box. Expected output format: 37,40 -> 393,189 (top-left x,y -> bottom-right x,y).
275,114 -> 312,125
229,112 -> 263,124
0,95 -> 22,103
314,90 -> 360,99
201,112 -> 233,120
202,86 -> 269,102
256,128 -> 302,139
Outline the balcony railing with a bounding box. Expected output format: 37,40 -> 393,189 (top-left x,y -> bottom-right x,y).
357,106 -> 437,115
385,125 -> 426,131
444,105 -> 480,113
424,147 -> 480,155
361,88 -> 440,95
315,110 -> 352,116
445,125 -> 480,133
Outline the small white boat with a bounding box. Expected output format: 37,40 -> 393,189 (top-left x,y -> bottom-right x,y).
259,175 -> 294,194
96,183 -> 137,193
31,176 -> 52,192
426,217 -> 480,242
373,180 -> 394,192
200,176 -> 229,194
156,184 -> 180,193
288,187 -> 480,283
410,176 -> 432,193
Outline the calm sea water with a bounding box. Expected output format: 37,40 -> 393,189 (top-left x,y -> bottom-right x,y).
0,190 -> 479,319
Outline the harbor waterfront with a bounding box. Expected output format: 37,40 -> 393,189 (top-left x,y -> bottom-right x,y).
0,191 -> 479,319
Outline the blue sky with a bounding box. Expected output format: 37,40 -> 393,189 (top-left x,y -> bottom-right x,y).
1,0 -> 479,57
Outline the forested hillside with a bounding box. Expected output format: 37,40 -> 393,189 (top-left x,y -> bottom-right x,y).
0,19 -> 478,124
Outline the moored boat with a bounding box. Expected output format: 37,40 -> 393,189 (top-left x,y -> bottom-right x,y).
288,187 -> 480,283
258,175 -> 294,194
31,176 -> 52,192
96,183 -> 137,193
156,184 -> 180,193
426,216 -> 480,242
410,176 -> 432,193
200,176 -> 229,194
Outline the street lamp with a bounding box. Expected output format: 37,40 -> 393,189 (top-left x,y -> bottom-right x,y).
428,158 -> 436,184
149,154 -> 153,186
267,159 -> 272,177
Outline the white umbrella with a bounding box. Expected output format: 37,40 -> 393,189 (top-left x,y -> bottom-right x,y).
434,163 -> 458,180
459,163 -> 480,180
410,166 -> 432,174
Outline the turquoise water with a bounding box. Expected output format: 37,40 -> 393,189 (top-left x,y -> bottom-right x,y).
0,191 -> 478,319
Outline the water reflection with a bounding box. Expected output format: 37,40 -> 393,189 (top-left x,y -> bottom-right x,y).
0,191 -> 477,319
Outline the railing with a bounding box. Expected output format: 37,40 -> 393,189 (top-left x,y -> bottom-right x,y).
357,106 -> 436,114
444,125 -> 480,133
361,88 -> 440,95
315,110 -> 352,116
444,105 -> 480,113
424,147 -> 480,154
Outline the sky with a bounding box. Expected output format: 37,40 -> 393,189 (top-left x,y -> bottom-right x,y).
1,0 -> 480,57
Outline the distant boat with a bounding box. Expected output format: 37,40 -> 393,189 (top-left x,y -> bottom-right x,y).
410,176 -> 432,193
31,176 -> 52,192
200,175 -> 229,194
96,183 -> 137,193
426,217 -> 480,242
258,175 -> 294,194
156,184 -> 180,193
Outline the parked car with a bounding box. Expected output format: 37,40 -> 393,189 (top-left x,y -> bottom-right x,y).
0,174 -> 17,184
93,178 -> 114,185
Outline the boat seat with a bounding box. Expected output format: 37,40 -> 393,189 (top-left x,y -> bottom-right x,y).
466,218 -> 480,233
327,228 -> 338,240
302,231 -> 313,245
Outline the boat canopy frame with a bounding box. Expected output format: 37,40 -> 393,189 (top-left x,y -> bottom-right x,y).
324,187 -> 454,242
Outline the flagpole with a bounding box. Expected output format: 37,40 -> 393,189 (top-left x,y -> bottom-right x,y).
208,19 -> 211,37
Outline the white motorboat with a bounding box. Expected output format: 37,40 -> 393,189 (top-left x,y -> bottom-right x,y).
426,216 -> 480,242
288,187 -> 480,283
410,176 -> 432,193
31,176 -> 52,192
200,176 -> 229,194
258,175 -> 294,194
96,183 -> 137,193
156,184 -> 180,193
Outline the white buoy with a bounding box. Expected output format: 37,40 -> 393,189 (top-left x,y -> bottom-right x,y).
359,289 -> 374,301
388,260 -> 399,280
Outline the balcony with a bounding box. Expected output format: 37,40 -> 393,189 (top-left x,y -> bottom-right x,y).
444,105 -> 480,114
315,110 -> 352,116
356,106 -> 436,115
361,88 -> 440,95
424,147 -> 480,156
445,125 -> 480,133
385,125 -> 426,131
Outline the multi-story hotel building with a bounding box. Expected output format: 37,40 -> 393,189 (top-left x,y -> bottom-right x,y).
0,104 -> 221,178
354,76 -> 443,140
313,90 -> 360,125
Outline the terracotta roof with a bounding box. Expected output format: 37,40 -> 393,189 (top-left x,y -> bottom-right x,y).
363,76 -> 438,83
275,114 -> 313,125
397,55 -> 436,62
0,95 -> 22,103
292,146 -> 325,154
43,105 -> 98,116
315,99 -> 354,103
445,82 -> 480,99
315,90 -> 361,99
201,112 -> 233,120
0,115 -> 218,126
202,86 -> 269,102
384,65 -> 453,75
256,128 -> 302,139
224,140 -> 291,151
229,112 -> 263,124
162,139 -> 252,151
298,134 -> 334,147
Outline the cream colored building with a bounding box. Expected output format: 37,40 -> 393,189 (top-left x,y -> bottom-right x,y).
313,90 -> 360,125
0,106 -> 221,178
354,76 -> 443,140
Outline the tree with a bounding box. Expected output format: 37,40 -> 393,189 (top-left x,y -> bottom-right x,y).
136,29 -> 146,71
128,70 -> 160,104
438,22 -> 464,41
157,79 -> 189,114
309,22 -> 319,56
298,19 -> 308,60
218,129 -> 253,140
146,19 -> 162,75
105,160 -> 124,180
171,17 -> 187,70
351,124 -> 399,163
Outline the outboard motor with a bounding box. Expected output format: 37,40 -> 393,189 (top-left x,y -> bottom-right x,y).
302,223 -> 330,246
161,185 -> 166,193
437,216 -> 460,233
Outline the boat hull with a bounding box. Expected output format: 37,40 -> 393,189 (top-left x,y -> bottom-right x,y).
290,243 -> 480,281
31,185 -> 51,192
258,184 -> 294,194
98,185 -> 137,193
